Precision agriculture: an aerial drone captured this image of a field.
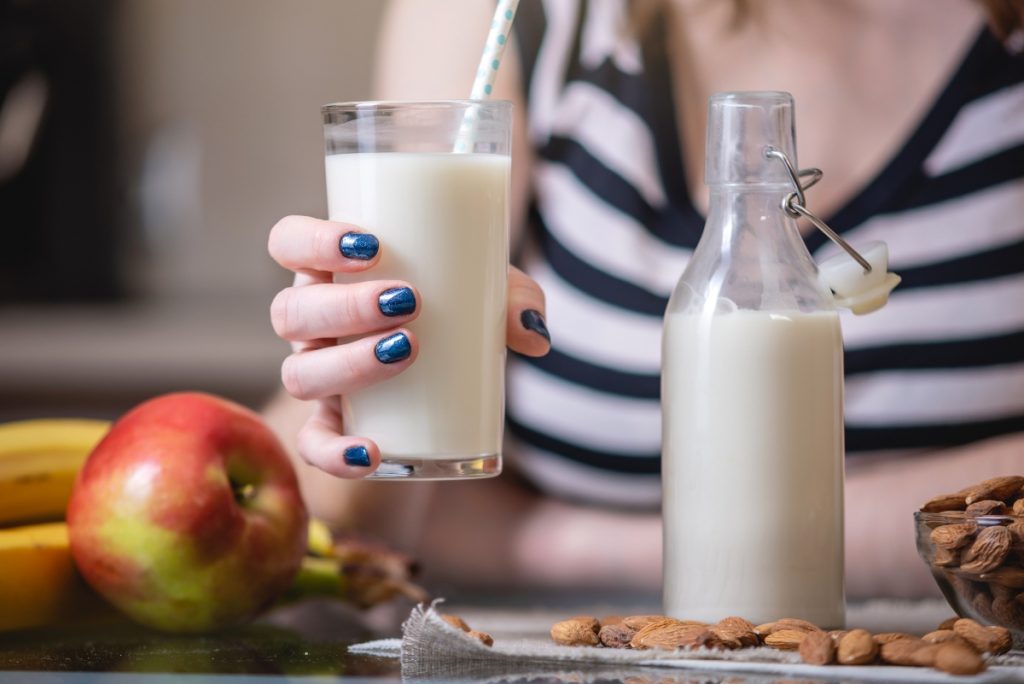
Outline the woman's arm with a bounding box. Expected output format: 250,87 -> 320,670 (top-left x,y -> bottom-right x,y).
264,0 -> 536,539
396,430 -> 1024,594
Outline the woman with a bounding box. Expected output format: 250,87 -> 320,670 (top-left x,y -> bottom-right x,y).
266,0 -> 1024,597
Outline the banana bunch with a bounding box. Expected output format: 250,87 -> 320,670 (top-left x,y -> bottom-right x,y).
0,418 -> 111,526
0,418 -> 111,631
291,519 -> 429,609
0,418 -> 426,634
0,522 -> 115,631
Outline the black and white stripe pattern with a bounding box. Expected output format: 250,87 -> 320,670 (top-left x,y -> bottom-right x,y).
510,0 -> 1024,508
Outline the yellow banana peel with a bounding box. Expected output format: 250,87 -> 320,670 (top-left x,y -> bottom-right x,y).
307,517 -> 334,558
0,522 -> 113,632
0,419 -> 110,526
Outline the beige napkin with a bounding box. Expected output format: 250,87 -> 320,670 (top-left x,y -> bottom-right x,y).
349,601 -> 1024,683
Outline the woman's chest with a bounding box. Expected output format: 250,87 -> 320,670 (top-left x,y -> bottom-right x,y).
668,0 -> 984,220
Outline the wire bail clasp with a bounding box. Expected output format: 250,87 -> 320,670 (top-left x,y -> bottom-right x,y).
764,147 -> 872,273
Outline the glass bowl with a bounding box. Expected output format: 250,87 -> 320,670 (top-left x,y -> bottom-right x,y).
915,511 -> 1024,644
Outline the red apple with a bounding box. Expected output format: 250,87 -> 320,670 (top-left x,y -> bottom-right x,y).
68,392 -> 308,633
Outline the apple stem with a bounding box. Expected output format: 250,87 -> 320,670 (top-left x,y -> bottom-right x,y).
231,480 -> 257,505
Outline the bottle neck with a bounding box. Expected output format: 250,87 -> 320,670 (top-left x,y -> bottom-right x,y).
674,183 -> 834,313
705,184 -> 802,242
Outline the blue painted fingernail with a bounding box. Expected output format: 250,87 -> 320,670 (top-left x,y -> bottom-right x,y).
378,287 -> 416,317
343,445 -> 371,467
520,309 -> 551,343
375,332 -> 411,364
339,232 -> 379,260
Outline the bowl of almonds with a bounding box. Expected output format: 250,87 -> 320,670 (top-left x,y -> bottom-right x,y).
917,474 -> 1024,645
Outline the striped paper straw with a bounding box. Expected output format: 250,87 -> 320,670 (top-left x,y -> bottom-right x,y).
454,0 -> 520,153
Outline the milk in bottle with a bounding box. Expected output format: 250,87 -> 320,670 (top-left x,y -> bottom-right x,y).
661,92 -> 845,627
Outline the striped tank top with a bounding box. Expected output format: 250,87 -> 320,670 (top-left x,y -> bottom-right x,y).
506,0 -> 1024,508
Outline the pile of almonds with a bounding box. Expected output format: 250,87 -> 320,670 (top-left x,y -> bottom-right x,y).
920,475 -> 1024,630
548,614 -> 1010,676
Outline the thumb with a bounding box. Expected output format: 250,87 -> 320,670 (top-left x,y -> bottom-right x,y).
507,265 -> 551,357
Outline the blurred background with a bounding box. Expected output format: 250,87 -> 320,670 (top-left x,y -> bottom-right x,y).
0,0 -> 388,419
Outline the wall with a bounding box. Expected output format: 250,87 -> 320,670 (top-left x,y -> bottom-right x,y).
118,0 -> 387,299
0,1 -> 388,418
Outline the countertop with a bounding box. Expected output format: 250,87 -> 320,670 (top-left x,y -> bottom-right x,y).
0,596 -> 970,683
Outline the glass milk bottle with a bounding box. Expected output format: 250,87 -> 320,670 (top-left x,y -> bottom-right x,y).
661,92 -> 845,627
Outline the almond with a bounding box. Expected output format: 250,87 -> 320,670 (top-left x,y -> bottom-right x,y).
963,475 -> 1024,505
837,629 -> 878,665
828,629 -> 848,643
966,499 -> 1008,516
980,566 -> 1024,588
1012,498 -> 1024,516
798,630 -> 836,665
879,637 -> 926,666
599,615 -> 624,627
551,616 -> 600,646
937,616 -> 959,630
773,617 -> 822,633
944,569 -> 982,604
622,615 -> 672,630
440,613 -> 470,632
630,618 -> 696,651
953,618 -> 1011,654
599,623 -> 636,648
467,630 -> 493,647
985,624 -> 1012,655
934,642 -> 986,675
753,621 -> 776,638
908,643 -> 943,667
930,522 -> 978,550
971,590 -> 996,622
921,492 -> 967,512
922,629 -> 961,644
764,629 -> 808,651
716,616 -> 756,633
991,596 -> 1024,631
630,620 -> 711,650
932,547 -> 960,567
709,626 -> 754,649
873,632 -> 915,645
990,579 -> 1018,602
960,525 -> 1012,574
1008,520 -> 1024,544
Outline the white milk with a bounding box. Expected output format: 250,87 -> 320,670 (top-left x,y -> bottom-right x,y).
661,309 -> 845,627
325,153 -> 509,462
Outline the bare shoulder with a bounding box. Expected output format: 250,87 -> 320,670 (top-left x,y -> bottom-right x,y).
375,0 -> 506,99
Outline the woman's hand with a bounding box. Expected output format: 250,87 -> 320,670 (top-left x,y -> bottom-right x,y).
268,215 -> 549,479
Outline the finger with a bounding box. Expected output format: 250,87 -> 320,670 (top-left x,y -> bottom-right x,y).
281,328 -> 418,401
285,272 -> 332,353
269,215 -> 381,273
295,399 -> 380,478
507,265 -> 550,357
293,269 -> 330,288
271,281 -> 420,342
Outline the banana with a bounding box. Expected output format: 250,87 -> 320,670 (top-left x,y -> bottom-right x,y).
0,419 -> 110,526
0,417 -> 427,633
307,517 -> 335,558
0,519 -> 426,633
0,522 -> 113,631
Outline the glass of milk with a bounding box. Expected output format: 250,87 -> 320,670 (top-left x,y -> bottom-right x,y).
661,92 -> 845,626
322,101 -> 511,479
